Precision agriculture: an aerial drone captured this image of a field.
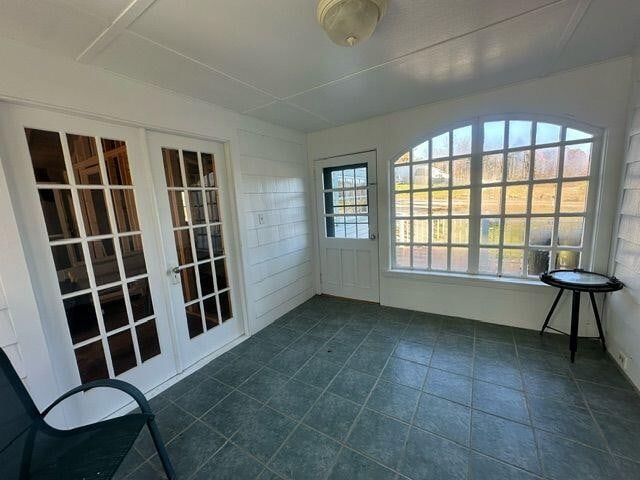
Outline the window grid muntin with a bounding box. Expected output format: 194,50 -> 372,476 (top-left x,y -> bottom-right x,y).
30,129 -> 158,380
322,163 -> 370,239
392,117 -> 596,279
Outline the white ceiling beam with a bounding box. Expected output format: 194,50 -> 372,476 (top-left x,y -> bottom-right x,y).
76,0 -> 158,63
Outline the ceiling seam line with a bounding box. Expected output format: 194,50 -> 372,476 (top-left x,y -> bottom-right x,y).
546,0 -> 593,75
280,0 -> 567,101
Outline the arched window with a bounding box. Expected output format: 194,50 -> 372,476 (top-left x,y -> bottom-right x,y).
391,116 -> 599,279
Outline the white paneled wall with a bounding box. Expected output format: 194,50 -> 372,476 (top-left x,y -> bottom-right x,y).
607,51 -> 640,389
0,278 -> 25,379
238,129 -> 314,331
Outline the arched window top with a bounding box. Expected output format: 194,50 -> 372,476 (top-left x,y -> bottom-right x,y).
391,116 -> 599,279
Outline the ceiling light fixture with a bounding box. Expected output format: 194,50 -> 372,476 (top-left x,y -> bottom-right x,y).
317,0 -> 388,47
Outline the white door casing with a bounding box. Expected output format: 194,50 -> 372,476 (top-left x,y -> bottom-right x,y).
315,151 -> 380,302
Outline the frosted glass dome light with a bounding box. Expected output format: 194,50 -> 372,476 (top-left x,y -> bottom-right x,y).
317,0 -> 388,47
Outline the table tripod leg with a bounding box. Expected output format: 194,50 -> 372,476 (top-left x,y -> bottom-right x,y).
589,292 -> 606,351
570,291 -> 580,363
540,288 -> 564,335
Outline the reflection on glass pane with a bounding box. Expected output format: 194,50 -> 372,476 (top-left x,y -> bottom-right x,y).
168,190 -> 188,227
331,191 -> 343,208
202,153 -> 217,187
356,188 -> 368,206
186,303 -> 203,338
345,222 -> 357,238
355,167 -> 367,187
558,217 -> 584,246
534,147 -> 559,180
357,223 -> 369,239
38,189 -> 79,240
183,151 -> 200,187
329,170 -> 342,188
482,154 -> 503,183
64,293 -> 99,344
79,189 -> 111,236
215,259 -> 229,290
102,139 -> 132,185
451,247 -> 468,272
563,143 -> 591,177
504,218 -> 526,245
180,267 -> 198,303
100,286 -> 128,332
452,126 -> 472,156
432,190 -> 449,216
531,183 -> 557,214
479,248 -> 499,274
88,238 -> 119,286
203,296 -> 219,330
396,220 -> 411,243
395,192 -> 410,217
483,121 -> 505,151
193,226 -> 210,261
560,181 -> 588,213
68,134 -> 101,185
481,187 -> 502,215
74,341 -> 108,383
210,224 -> 224,256
506,151 -> 530,182
432,132 -> 450,159
128,278 -> 154,320
505,185 -> 528,214
174,229 -> 193,265
111,189 -> 140,233
431,161 -> 449,188
108,329 -> 137,376
430,219 -> 448,244
480,218 -> 501,245
162,149 -> 182,187
502,249 -> 524,276
206,190 -> 220,222
566,128 -> 592,142
431,246 -> 447,270
26,128 -> 68,184
509,121 -> 532,148
189,191 -> 206,225
556,250 -> 580,269
51,243 -> 89,294
120,234 -> 147,278
412,142 -> 429,162
452,158 -> 470,186
528,249 -> 549,275
343,189 -> 355,206
413,164 -> 429,189
451,189 -> 470,215
199,262 -> 215,296
394,165 -> 410,191
451,219 -> 469,244
219,291 -> 232,321
536,123 -> 561,145
412,246 -> 428,269
343,169 -> 355,188
529,217 -> 554,246
136,319 -> 161,362
395,245 -> 410,268
334,223 -> 346,238
412,192 -> 429,216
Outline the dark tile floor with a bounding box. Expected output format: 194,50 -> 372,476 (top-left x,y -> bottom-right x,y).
116,296 -> 640,480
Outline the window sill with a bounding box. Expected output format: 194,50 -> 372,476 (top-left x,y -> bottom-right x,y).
383,269 -> 551,292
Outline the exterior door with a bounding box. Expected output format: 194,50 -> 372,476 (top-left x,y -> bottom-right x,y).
315,151 -> 380,302
146,132 -> 244,369
0,104 -> 177,426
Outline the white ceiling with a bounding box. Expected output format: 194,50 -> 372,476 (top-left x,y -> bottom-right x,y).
1,0 -> 639,132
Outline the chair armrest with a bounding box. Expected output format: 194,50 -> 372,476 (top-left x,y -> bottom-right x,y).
42,379 -> 153,418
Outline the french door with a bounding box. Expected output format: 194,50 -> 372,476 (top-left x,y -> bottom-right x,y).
146,132 -> 244,369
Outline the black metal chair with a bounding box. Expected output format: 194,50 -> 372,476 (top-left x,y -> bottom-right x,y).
0,348 -> 175,479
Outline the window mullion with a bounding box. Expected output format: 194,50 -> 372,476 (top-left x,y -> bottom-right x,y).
468,118 -> 482,274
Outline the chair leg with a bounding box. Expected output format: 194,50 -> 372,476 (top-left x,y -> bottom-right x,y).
147,418 -> 176,479
569,291 -> 580,363
540,288 -> 564,335
589,292 -> 606,351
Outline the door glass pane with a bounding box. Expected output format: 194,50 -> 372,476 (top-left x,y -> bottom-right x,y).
128,278 -> 154,320
88,238 -> 119,286
162,148 -> 183,187
180,267 -> 198,303
99,286 -> 128,332
75,341 -> 109,383
215,259 -> 229,290
199,262 -> 215,296
67,134 -> 101,185
137,320 -> 161,362
108,329 -> 137,376
51,243 -> 89,294
174,229 -> 193,265
219,291 -> 232,321
202,153 -> 217,187
79,189 -> 111,236
168,190 -> 188,227
193,227 -> 210,260
102,139 -> 132,185
203,296 -> 219,329
206,191 -> 220,222
211,225 -> 225,256
111,190 -> 140,232
26,128 -> 68,184
64,293 -> 99,344
183,151 -> 201,187
38,189 -> 79,240
120,234 -> 147,278
189,191 -> 206,224
186,303 -> 204,339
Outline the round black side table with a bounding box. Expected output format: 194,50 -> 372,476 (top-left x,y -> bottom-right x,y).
539,269 -> 623,362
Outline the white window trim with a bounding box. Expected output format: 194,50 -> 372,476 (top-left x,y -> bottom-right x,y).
389,114 -> 603,281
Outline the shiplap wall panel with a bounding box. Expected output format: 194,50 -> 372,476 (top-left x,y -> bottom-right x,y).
238,129 -> 314,330
0,277 -> 25,379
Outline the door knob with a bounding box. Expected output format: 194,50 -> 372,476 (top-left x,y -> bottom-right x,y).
169,266 -> 180,285
370,233 -> 377,240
